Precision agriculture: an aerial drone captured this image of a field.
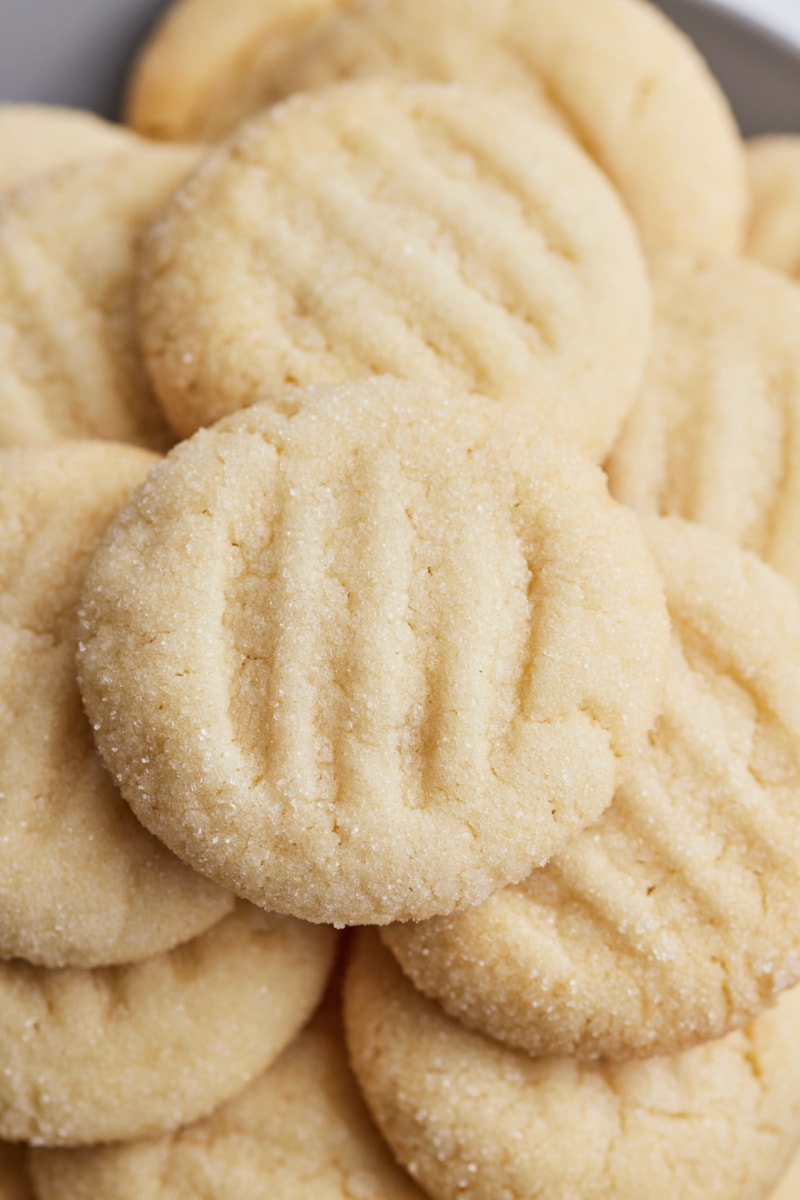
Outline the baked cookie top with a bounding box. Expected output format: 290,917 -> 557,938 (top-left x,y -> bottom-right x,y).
0,105 -> 137,195
220,0 -> 747,259
0,142 -> 200,449
78,380 -> 669,926
0,442 -> 232,968
138,80 -> 650,457
30,1014 -> 424,1200
748,136 -> 800,282
386,517 -> 800,1059
346,933 -> 800,1200
607,256 -> 800,595
0,903 -> 335,1147
124,0 -> 351,141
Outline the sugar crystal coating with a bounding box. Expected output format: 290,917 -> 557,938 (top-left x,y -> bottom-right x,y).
608,256 -> 800,596
0,143 -> 200,449
138,79 -> 650,458
78,379 -> 669,926
30,1012 -> 424,1200
0,903 -> 336,1146
0,442 -> 233,967
346,933 -> 800,1200
386,517 -> 800,1059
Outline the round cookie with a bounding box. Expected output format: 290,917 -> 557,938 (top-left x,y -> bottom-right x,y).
0,106 -> 137,195
77,380 -> 669,926
0,902 -> 336,1147
385,517 -> 800,1059
137,80 -> 651,455
748,136 -> 800,281
0,442 -> 232,968
239,0 -> 747,258
0,142 -> 201,449
124,0 -> 352,142
29,1014 -> 424,1200
607,256 -> 800,595
0,1145 -> 32,1200
346,933 -> 800,1200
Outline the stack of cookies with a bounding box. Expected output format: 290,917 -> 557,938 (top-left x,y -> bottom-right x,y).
2,0 -> 800,1195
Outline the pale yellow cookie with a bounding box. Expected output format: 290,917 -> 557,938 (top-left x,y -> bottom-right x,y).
386,517 -> 800,1060
607,256 -> 800,595
748,136 -> 800,281
29,1014 -> 423,1200
0,142 -> 201,449
774,1148 -> 800,1200
78,381 -> 669,926
0,106 -> 137,195
0,1145 -> 32,1200
124,0 -> 352,141
0,442 -> 232,968
0,903 -> 336,1147
346,934 -> 800,1200
251,0 -> 747,258
138,81 -> 651,456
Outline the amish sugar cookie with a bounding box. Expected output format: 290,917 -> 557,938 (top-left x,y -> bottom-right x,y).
29,1014 -> 425,1200
0,903 -> 335,1147
124,0 -> 352,142
123,0 -> 564,142
138,80 -> 651,456
0,442 -> 232,968
607,256 -> 800,595
78,381 -> 669,926
385,517 -> 800,1060
0,142 -> 200,449
748,137 -> 800,282
240,0 -> 747,258
346,934 -> 800,1200
0,106 -> 137,195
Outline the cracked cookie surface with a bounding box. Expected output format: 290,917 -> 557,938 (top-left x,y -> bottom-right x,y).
78,380 -> 669,926
346,934 -> 800,1200
385,517 -> 800,1059
0,143 -> 200,449
0,903 -> 335,1147
29,1012 -> 424,1200
138,80 -> 650,458
0,442 -> 232,968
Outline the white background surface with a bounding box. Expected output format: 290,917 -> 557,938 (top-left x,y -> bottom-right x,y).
723,0 -> 800,41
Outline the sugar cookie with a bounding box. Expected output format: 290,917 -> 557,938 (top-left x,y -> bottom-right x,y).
0,442 -> 232,968
29,1015 -> 424,1200
248,0 -> 747,258
0,903 -> 335,1147
607,256 -> 800,595
347,934 -> 800,1200
748,136 -> 800,281
0,143 -> 200,449
0,106 -> 137,195
138,81 -> 650,456
124,0 -> 351,142
386,517 -> 800,1059
78,381 -> 669,926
